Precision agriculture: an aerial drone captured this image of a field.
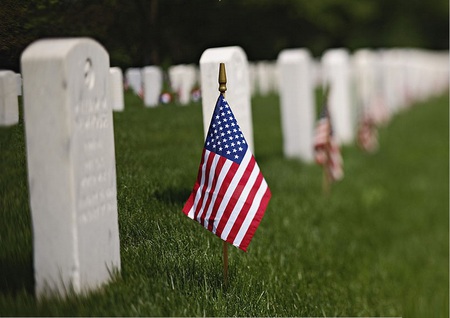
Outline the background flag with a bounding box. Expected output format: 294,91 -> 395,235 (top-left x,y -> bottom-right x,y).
357,110 -> 379,153
183,94 -> 271,252
313,91 -> 344,182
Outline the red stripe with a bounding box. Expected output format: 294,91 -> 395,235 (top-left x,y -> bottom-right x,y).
206,161 -> 239,232
226,170 -> 264,243
215,158 -> 256,237
197,155 -> 226,224
193,151 -> 215,221
182,149 -> 207,215
239,186 -> 272,251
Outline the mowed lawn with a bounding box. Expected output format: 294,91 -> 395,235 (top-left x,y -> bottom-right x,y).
0,91 -> 448,317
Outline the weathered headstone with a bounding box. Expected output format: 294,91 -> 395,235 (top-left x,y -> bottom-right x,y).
125,67 -> 142,95
142,66 -> 162,107
321,48 -> 354,145
277,49 -> 315,162
0,70 -> 19,126
109,67 -> 124,111
21,38 -> 121,297
199,46 -> 254,152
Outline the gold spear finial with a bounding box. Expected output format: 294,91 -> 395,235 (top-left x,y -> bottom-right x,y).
219,63 -> 227,95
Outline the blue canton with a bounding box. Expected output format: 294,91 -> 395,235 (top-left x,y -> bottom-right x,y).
204,95 -> 248,164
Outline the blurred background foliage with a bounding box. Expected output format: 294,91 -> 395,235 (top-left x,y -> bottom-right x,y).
0,0 -> 448,72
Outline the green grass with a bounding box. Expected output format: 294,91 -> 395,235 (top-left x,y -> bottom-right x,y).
0,91 -> 448,317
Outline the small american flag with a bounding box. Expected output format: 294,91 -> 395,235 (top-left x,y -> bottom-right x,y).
313,90 -> 344,182
183,94 -> 271,251
357,110 -> 379,153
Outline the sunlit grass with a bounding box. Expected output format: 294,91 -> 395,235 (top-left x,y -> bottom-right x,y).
0,91 -> 448,317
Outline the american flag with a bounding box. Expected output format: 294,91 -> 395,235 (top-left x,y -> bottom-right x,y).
357,110 -> 379,153
183,94 -> 271,251
313,93 -> 344,182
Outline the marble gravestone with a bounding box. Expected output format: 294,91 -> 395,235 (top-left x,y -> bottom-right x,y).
109,67 -> 124,111
321,48 -> 355,145
199,46 -> 254,153
125,67 -> 142,95
0,70 -> 19,126
142,66 -> 162,107
277,49 -> 315,162
21,38 -> 121,297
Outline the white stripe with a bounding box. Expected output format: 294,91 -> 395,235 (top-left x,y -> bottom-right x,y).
196,153 -> 220,223
212,150 -> 252,234
202,159 -> 233,228
187,150 -> 210,219
233,178 -> 269,247
221,162 -> 260,240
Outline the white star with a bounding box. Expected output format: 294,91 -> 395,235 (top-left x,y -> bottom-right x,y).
219,147 -> 223,151
231,142 -> 235,147
239,147 -> 243,151
225,124 -> 229,128
233,149 -> 237,153
225,144 -> 229,148
235,155 -> 239,159
215,115 -> 219,119
227,150 -> 231,155
227,130 -> 231,134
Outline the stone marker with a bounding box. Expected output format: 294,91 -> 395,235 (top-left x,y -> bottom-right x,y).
16,73 -> 22,96
109,67 -> 124,111
142,66 -> 162,107
21,38 -> 121,297
277,49 -> 315,162
125,67 -> 142,95
321,48 -> 354,145
199,46 -> 254,153
0,70 -> 19,126
169,64 -> 197,105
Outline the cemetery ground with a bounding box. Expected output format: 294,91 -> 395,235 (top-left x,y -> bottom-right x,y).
0,91 -> 448,317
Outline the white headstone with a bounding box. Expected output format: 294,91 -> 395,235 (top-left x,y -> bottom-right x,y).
0,70 -> 19,126
142,66 -> 162,107
125,68 -> 142,95
321,48 -> 354,145
199,46 -> 254,152
169,64 -> 197,105
109,67 -> 124,111
15,73 -> 22,96
21,38 -> 121,297
277,49 -> 315,162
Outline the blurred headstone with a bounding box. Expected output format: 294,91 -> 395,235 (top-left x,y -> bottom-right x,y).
277,49 -> 315,162
142,66 -> 162,107
0,70 -> 19,126
169,64 -> 197,105
321,48 -> 354,145
21,38 -> 121,298
125,67 -> 142,95
109,67 -> 124,111
199,46 -> 254,153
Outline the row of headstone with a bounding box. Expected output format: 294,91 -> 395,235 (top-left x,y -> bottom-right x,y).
124,64 -> 200,107
276,47 -> 449,162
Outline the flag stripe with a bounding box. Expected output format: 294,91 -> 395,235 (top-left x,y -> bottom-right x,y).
213,150 -> 253,235
237,184 -> 271,251
225,170 -> 264,243
195,153 -> 220,223
219,158 -> 259,240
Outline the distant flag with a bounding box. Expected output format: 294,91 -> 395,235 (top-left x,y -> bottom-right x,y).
357,109 -> 379,153
313,87 -> 344,182
183,94 -> 271,252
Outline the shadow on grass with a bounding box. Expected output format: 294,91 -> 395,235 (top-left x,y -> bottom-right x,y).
0,256 -> 34,296
154,187 -> 191,206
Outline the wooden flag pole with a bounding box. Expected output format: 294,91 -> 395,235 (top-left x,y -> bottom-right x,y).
219,62 -> 229,288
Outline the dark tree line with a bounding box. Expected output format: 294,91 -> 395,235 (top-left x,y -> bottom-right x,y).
1,0 -> 448,72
